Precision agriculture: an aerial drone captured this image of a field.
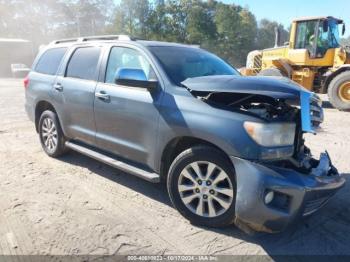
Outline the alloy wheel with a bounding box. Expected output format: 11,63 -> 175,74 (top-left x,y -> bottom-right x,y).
41,117 -> 58,152
177,161 -> 234,218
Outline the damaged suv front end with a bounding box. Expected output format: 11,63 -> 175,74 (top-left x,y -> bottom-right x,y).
182,75 -> 345,233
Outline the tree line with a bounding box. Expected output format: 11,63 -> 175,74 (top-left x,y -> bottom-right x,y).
1,0 -> 339,67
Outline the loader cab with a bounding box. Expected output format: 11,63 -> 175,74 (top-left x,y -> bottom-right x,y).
292,16 -> 344,59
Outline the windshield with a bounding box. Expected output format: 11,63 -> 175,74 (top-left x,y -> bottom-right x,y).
148,46 -> 239,86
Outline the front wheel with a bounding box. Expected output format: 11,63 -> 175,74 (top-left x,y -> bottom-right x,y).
328,71 -> 350,111
167,145 -> 236,227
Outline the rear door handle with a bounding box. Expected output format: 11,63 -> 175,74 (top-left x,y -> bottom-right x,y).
53,83 -> 63,92
95,91 -> 110,101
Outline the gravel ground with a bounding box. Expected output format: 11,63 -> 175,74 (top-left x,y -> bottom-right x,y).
0,78 -> 350,257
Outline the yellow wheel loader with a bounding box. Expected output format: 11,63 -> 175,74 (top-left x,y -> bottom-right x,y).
241,16 -> 350,110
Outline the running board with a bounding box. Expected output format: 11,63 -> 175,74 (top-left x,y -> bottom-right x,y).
65,141 -> 160,183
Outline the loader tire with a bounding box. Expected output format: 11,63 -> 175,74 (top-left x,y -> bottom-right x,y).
328,71 -> 350,111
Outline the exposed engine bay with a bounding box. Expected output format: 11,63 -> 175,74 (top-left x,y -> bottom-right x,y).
191,91 -> 298,122
181,75 -> 331,176
195,90 -> 334,175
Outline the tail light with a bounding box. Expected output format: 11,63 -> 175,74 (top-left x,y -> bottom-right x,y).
24,76 -> 29,89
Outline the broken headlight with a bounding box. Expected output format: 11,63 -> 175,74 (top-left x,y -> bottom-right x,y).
244,122 -> 296,147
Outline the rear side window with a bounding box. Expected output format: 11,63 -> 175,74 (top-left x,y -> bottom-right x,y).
66,47 -> 101,81
35,47 -> 67,75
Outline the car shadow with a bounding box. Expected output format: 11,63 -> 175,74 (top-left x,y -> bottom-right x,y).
59,151 -> 172,206
58,151 -> 350,256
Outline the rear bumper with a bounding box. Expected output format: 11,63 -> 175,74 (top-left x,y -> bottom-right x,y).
25,101 -> 35,122
230,153 -> 345,233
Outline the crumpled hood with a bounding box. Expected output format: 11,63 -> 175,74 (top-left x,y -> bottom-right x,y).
181,75 -> 311,100
182,75 -> 322,133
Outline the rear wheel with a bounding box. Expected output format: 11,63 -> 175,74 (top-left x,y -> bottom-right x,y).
167,145 -> 236,227
39,110 -> 67,157
328,71 -> 350,111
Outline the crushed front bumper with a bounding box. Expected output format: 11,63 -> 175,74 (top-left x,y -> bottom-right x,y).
230,152 -> 345,233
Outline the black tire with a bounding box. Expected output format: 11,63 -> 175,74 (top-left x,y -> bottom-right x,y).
38,110 -> 67,157
258,67 -> 286,77
167,145 -> 236,227
327,71 -> 350,111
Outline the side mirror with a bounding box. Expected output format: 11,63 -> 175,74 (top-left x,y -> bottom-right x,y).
322,20 -> 328,32
114,68 -> 158,89
342,23 -> 346,36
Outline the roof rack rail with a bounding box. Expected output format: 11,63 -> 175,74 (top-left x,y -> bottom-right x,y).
50,35 -> 134,45
81,35 -> 133,41
51,38 -> 80,44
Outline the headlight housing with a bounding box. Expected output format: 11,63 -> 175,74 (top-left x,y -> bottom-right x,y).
244,122 -> 296,147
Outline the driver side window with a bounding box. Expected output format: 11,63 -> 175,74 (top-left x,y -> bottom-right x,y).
105,47 -> 156,84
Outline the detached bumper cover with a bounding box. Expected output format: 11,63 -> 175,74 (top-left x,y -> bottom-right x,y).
230,153 -> 345,233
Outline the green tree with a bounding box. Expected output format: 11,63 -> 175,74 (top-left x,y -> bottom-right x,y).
59,0 -> 115,37
256,19 -> 289,49
147,0 -> 167,40
214,2 -> 257,66
0,0 -> 66,45
0,0 -> 115,45
185,0 -> 216,45
162,0 -> 188,42
111,0 -> 151,38
0,0 -> 14,36
0,0 -> 292,68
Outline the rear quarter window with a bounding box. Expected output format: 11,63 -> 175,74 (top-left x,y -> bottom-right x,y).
66,47 -> 101,81
35,47 -> 67,75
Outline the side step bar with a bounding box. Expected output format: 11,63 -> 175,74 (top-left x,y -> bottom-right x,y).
65,141 -> 160,183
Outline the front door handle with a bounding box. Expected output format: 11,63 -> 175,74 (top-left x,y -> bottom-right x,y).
53,83 -> 63,92
95,91 -> 110,101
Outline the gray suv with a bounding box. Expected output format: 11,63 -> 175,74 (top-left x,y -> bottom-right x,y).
25,35 -> 344,233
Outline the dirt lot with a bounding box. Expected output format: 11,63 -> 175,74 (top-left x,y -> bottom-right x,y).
0,78 -> 350,257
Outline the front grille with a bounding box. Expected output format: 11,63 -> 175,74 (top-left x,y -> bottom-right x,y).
253,54 -> 262,74
310,95 -> 324,128
300,92 -> 324,133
